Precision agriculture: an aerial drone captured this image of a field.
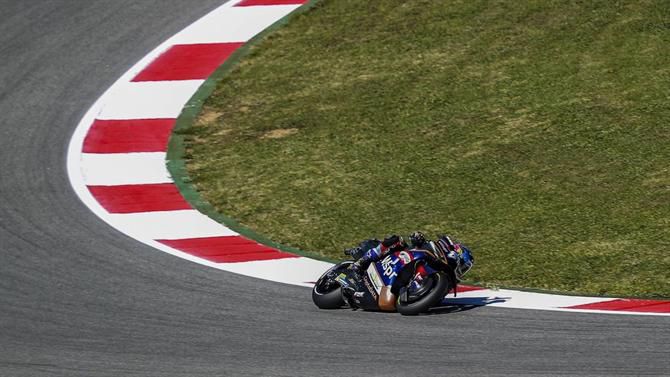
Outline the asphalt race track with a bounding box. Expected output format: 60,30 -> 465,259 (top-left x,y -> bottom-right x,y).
0,1 -> 668,376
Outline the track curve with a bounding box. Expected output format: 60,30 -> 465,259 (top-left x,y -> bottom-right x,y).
1,1 -> 668,376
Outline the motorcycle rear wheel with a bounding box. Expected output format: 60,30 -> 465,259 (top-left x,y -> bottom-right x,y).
396,272 -> 450,316
312,261 -> 352,309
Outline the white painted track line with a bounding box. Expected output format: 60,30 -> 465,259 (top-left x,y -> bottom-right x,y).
171,5 -> 303,45
222,257 -> 334,287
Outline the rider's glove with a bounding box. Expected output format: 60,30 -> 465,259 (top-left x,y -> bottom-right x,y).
381,234 -> 406,253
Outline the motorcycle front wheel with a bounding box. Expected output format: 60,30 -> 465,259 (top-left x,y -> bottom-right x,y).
396,271 -> 450,316
312,261 -> 353,309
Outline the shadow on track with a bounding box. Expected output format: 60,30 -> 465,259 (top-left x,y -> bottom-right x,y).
426,296 -> 510,315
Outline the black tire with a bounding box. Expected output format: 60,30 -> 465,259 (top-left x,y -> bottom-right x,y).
312,262 -> 352,309
396,272 -> 450,316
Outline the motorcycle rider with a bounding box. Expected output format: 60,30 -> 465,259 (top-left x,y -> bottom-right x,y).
348,231 -> 473,279
344,231 -> 474,311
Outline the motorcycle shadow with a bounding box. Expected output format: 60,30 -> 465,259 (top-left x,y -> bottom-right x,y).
426,296 -> 510,315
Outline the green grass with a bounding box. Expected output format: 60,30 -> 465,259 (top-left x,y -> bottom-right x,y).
180,0 -> 670,298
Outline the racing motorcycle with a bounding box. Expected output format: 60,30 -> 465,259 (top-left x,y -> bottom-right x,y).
312,244 -> 458,315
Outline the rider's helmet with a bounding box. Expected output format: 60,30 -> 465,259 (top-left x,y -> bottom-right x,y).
409,231 -> 427,248
434,235 -> 474,280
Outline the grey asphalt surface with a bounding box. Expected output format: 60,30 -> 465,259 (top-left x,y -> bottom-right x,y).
0,1 -> 668,376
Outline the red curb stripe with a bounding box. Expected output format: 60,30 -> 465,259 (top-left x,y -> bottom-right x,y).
88,183 -> 192,213
455,285 -> 487,293
83,119 -> 175,153
564,299 -> 670,313
158,236 -> 298,263
236,0 -> 308,6
132,43 -> 244,82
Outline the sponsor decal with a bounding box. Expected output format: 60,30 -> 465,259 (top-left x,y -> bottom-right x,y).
367,265 -> 384,294
381,254 -> 399,279
335,273 -> 348,286
363,276 -> 379,300
398,251 -> 412,264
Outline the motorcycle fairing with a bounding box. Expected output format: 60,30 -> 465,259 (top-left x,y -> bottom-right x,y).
336,269 -> 380,310
374,250 -> 441,287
